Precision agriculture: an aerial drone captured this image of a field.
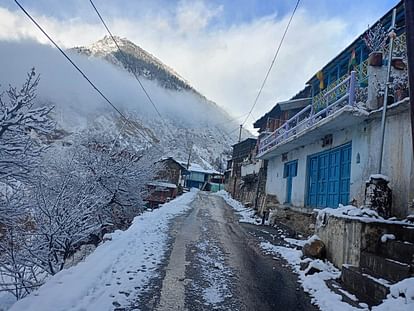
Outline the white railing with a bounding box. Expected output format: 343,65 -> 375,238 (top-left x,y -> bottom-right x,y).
258,71 -> 357,157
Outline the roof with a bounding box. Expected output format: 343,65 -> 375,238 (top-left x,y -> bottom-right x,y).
147,181 -> 177,189
231,138 -> 257,148
277,97 -> 312,111
178,161 -> 220,175
158,157 -> 187,170
254,86 -> 311,129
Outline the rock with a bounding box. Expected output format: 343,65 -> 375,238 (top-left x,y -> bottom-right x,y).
300,260 -> 311,271
302,236 -> 326,259
305,266 -> 322,276
102,233 -> 112,242
364,175 -> 392,218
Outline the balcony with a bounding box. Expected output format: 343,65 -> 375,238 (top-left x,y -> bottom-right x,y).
257,71 -> 361,159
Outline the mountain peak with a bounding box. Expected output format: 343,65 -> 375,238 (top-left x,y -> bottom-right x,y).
72,36 -> 192,92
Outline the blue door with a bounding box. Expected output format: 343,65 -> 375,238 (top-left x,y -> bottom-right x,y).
307,143 -> 351,208
284,160 -> 298,204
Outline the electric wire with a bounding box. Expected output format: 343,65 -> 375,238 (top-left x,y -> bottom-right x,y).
241,0 -> 301,127
14,0 -> 163,153
88,0 -> 163,119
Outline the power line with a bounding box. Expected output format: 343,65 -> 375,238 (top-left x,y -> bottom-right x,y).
241,0 -> 301,127
13,0 -> 162,152
88,0 -> 163,119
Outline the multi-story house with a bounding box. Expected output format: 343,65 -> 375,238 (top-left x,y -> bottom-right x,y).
255,2 -> 414,304
257,1 -> 411,219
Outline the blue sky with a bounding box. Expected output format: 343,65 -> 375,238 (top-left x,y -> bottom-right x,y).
0,0 -> 402,129
2,0 -> 399,27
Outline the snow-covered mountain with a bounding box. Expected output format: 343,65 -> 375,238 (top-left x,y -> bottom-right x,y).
0,39 -> 251,170
72,36 -> 195,93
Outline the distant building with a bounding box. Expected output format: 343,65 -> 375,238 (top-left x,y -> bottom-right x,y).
180,162 -> 222,190
145,181 -> 178,208
145,157 -> 186,208
225,138 -> 258,204
156,157 -> 187,188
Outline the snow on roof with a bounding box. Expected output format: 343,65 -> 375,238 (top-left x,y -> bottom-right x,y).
147,181 -> 177,189
178,161 -> 220,175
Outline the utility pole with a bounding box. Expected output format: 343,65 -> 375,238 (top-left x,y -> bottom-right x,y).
378,8 -> 397,174
405,0 -> 414,156
186,143 -> 193,170
238,124 -> 243,142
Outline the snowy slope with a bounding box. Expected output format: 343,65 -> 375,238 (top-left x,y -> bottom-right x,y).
8,191 -> 197,311
72,36 -> 193,92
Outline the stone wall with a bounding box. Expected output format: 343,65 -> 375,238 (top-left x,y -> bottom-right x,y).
316,214 -> 412,268
269,206 -> 317,237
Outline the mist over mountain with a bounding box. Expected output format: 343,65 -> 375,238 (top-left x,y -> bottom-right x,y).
0,38 -> 250,169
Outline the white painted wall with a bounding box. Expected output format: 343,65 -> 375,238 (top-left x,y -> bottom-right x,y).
265,104 -> 413,217
241,161 -> 262,176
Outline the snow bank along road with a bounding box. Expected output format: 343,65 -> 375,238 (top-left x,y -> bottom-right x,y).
9,190 -> 316,311
9,191 -> 197,311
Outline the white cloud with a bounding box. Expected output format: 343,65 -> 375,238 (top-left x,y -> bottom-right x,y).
176,0 -> 223,34
0,2 -> 364,131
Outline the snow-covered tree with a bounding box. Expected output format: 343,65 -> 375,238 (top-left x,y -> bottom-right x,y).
0,68 -> 54,185
0,69 -> 54,225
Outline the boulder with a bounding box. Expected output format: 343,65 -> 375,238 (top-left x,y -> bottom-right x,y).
302,235 -> 326,259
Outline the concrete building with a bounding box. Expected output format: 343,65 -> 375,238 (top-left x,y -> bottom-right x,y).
256,1 -> 413,221
255,1 -> 414,304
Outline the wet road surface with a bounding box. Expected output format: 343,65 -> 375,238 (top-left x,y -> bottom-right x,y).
128,192 -> 318,311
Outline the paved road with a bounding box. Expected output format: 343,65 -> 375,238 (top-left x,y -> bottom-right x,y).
128,192 -> 318,311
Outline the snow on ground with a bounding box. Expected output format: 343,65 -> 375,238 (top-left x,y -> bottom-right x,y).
8,190 -> 198,311
0,292 -> 15,311
262,238 -> 414,311
189,213 -> 235,309
260,241 -> 361,311
372,277 -> 414,311
196,239 -> 232,306
217,191 -> 414,310
316,204 -> 414,227
215,190 -> 260,225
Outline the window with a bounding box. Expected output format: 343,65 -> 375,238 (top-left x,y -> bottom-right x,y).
190,172 -> 205,182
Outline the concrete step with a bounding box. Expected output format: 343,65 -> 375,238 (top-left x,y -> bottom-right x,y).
341,264 -> 390,306
378,240 -> 414,265
325,279 -> 366,309
400,226 -> 414,243
360,251 -> 411,283
390,225 -> 414,243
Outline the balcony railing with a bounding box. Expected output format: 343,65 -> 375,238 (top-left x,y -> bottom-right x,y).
258,71 -> 357,157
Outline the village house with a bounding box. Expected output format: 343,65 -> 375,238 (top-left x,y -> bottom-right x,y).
144,157 -> 187,207
255,1 -> 414,305
156,157 -> 187,188
257,1 -> 412,220
224,138 -> 257,201
143,156 -> 224,206
179,161 -> 223,191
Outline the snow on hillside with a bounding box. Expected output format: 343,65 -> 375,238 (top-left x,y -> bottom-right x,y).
76,35 -> 191,90
0,39 -> 247,168
8,191 -> 197,311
